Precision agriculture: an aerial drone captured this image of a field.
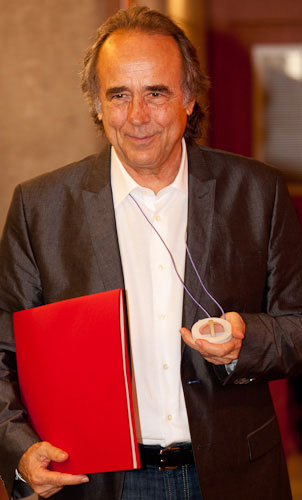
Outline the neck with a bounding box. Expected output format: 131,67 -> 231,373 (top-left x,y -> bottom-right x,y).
122,164 -> 180,195
116,142 -> 183,194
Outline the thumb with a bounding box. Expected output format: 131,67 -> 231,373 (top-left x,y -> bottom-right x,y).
223,312 -> 245,339
35,442 -> 69,464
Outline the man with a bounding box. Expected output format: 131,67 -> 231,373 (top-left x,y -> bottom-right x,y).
0,6 -> 301,500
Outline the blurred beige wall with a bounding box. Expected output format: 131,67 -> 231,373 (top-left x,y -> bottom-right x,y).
130,0 -> 208,75
0,0 -> 120,232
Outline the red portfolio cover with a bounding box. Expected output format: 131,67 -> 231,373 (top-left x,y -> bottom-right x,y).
13,289 -> 140,474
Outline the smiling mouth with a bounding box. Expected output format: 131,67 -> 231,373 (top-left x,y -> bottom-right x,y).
126,133 -> 157,143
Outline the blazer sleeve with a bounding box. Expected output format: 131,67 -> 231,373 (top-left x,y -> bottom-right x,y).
0,185 -> 41,498
219,173 -> 302,385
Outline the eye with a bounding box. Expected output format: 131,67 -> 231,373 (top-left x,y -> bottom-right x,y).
146,92 -> 167,105
110,93 -> 132,104
146,88 -> 172,103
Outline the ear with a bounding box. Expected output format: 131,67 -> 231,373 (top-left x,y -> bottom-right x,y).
185,99 -> 195,116
96,99 -> 102,121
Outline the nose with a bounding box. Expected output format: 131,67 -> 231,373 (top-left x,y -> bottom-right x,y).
127,96 -> 150,126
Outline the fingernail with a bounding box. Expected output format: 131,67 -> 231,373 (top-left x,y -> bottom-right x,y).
81,477 -> 89,483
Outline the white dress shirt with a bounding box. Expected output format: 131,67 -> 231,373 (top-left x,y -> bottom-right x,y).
111,139 -> 191,446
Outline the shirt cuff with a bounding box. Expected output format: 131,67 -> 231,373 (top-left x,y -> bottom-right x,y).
225,359 -> 238,374
15,469 -> 26,482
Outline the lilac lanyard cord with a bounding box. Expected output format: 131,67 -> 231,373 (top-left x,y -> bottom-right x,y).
129,193 -> 225,320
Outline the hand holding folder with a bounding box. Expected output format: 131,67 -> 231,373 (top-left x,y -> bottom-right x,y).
14,289 -> 140,475
17,440 -> 90,497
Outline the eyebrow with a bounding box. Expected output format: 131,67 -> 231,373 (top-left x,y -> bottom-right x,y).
145,85 -> 172,95
105,86 -> 128,98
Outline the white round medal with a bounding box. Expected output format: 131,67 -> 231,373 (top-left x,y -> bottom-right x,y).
191,318 -> 232,344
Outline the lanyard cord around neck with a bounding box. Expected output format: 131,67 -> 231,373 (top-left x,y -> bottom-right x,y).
129,193 -> 225,319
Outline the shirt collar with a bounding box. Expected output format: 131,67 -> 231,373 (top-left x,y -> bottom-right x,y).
111,138 -> 188,208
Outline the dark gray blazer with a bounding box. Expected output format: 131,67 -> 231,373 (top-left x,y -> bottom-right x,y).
0,142 -> 302,500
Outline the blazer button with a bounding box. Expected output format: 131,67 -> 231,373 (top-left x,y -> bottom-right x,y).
234,377 -> 255,385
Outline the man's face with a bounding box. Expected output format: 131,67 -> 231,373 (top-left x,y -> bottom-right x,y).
96,30 -> 195,177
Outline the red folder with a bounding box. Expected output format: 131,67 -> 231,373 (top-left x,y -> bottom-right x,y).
13,289 -> 140,474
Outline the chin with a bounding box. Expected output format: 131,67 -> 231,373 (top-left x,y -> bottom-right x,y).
123,151 -> 158,166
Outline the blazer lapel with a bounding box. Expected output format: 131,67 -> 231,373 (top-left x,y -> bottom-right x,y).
182,144 -> 216,334
82,145 -> 125,292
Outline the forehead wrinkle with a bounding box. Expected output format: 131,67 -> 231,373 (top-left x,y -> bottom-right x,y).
115,59 -> 167,81
97,31 -> 186,99
103,61 -> 181,94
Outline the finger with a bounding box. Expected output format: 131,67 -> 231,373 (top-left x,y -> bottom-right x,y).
195,337 -> 237,356
27,470 -> 89,498
36,469 -> 89,487
223,312 -> 245,339
180,326 -> 242,365
231,329 -> 244,340
180,327 -> 200,351
37,442 -> 69,463
195,338 -> 242,364
181,328 -> 241,358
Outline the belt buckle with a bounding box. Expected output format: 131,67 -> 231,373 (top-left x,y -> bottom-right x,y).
159,446 -> 181,471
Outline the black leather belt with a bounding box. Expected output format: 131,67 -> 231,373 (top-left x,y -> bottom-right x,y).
139,443 -> 194,471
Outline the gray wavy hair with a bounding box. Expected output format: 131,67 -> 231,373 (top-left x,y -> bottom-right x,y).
81,6 -> 209,141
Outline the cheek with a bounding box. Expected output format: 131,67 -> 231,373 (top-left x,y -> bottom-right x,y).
102,105 -> 127,131
153,103 -> 188,126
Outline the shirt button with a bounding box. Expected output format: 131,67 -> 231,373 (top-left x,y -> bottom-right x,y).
158,264 -> 164,271
163,364 -> 169,370
167,414 -> 173,421
160,314 -> 166,320
154,215 -> 161,222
